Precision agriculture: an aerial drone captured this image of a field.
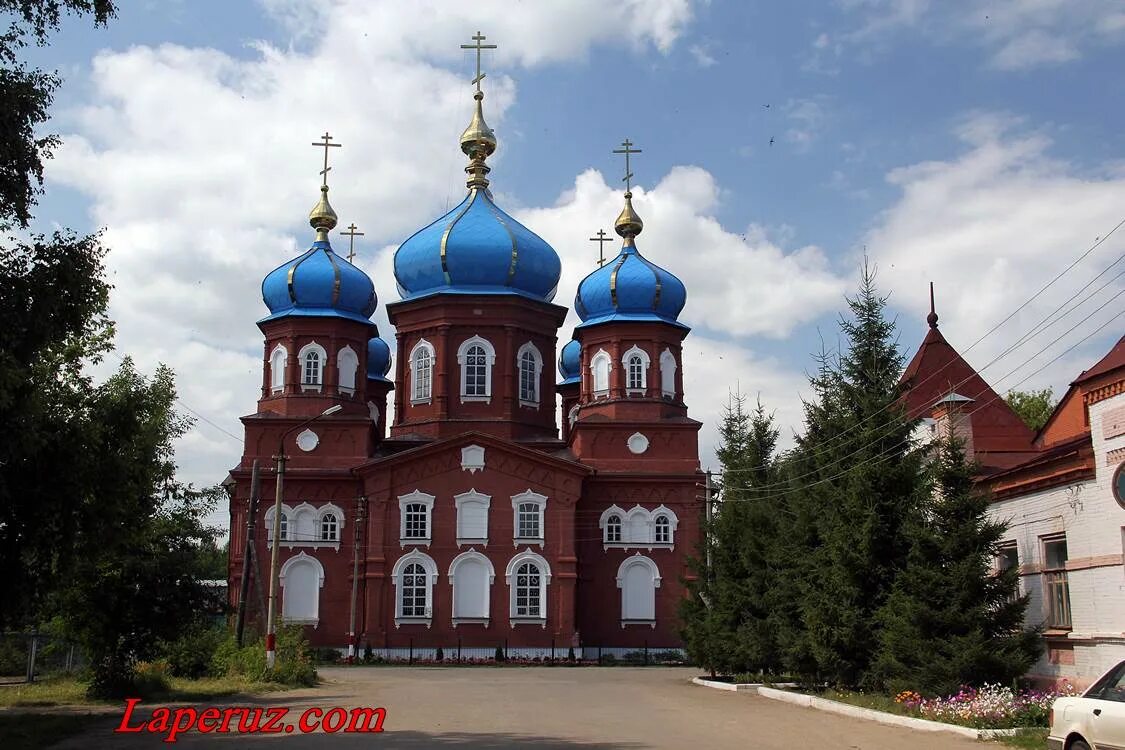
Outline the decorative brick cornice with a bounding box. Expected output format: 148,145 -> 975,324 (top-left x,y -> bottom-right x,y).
1085,380 -> 1125,406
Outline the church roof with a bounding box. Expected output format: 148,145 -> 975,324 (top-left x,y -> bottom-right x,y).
1072,334 -> 1125,385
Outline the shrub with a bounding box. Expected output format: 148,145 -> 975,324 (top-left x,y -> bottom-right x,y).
567,646 -> 575,663
132,660 -> 172,697
159,623 -> 225,679
211,624 -> 316,687
894,683 -> 1078,729
436,647 -> 444,662
312,647 -> 341,665
494,645 -> 504,662
363,643 -> 373,663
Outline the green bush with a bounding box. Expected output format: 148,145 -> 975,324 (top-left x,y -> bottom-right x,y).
159,624 -> 225,679
132,660 -> 172,697
211,624 -> 316,686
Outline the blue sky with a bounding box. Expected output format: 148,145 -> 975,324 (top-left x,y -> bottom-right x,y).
24,0 -> 1125,493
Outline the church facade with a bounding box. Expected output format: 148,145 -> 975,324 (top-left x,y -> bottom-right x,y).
226,60 -> 702,657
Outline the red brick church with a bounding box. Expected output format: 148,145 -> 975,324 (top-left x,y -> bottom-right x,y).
226,56 -> 703,657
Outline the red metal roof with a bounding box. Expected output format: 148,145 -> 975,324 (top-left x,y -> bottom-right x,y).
1072,334 -> 1125,385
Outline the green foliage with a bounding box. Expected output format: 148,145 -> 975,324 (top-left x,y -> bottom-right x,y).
212,625 -> 316,687
158,624 -> 226,680
870,439 -> 1041,695
1005,388 -> 1056,432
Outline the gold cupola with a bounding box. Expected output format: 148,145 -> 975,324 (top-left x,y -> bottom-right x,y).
308,184 -> 338,242
614,191 -> 643,243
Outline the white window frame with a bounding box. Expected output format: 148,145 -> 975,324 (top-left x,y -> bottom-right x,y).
621,345 -> 650,395
599,504 -> 678,550
265,502 -> 345,551
454,489 -> 491,547
659,348 -> 677,399
398,490 -> 436,548
448,549 -> 496,626
391,550 -> 438,628
279,552 -> 325,626
409,338 -> 435,405
269,344 -> 288,393
516,341 -> 543,408
337,345 -> 359,396
616,553 -> 661,628
298,342 -> 327,392
457,335 -> 497,403
590,349 -> 611,398
505,550 -> 551,625
511,490 -> 547,547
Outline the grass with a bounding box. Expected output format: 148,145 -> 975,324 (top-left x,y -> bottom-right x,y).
0,675 -> 290,708
0,713 -> 103,750
817,689 -> 917,717
991,728 -> 1048,749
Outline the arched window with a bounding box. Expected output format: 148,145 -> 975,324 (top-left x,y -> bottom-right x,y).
321,513 -> 338,541
298,342 -> 327,392
621,345 -> 650,394
409,339 -> 435,404
449,551 -> 495,624
511,490 -> 547,544
392,551 -> 437,625
280,553 -> 324,624
398,490 -> 435,545
337,346 -> 359,395
606,514 -> 622,543
659,348 -> 677,399
269,345 -> 288,393
506,551 -> 551,622
517,342 -> 542,406
518,503 -> 540,539
590,349 -> 611,396
458,335 -> 496,402
654,515 -> 671,544
279,513 -> 289,541
617,555 -> 660,625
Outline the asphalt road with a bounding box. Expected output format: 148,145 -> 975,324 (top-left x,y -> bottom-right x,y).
50,666 -> 987,748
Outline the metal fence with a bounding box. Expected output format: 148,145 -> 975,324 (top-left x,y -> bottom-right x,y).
0,632 -> 84,684
332,639 -> 685,666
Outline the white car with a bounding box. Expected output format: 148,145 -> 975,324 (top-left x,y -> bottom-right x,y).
1049,660 -> 1125,750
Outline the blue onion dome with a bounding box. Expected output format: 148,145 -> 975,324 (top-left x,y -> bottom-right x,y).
392,91 -> 562,302
558,338 -> 581,384
366,337 -> 393,382
574,193 -> 687,329
261,185 -> 378,325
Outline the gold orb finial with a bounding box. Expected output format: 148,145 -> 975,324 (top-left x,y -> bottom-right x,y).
459,32 -> 499,191
615,191 -> 643,241
309,185 -> 338,241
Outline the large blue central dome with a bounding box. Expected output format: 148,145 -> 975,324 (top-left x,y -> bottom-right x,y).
392,89 -> 561,303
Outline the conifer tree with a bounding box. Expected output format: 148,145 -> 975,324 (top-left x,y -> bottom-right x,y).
784,262 -> 925,687
870,439 -> 1041,695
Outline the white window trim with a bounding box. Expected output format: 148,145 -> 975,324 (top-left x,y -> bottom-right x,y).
398,490 -> 436,548
336,345 -> 359,396
511,490 -> 547,547
599,504 -> 678,551
516,341 -> 544,408
505,550 -> 551,626
391,550 -> 438,628
280,552 -> 326,626
269,344 -> 288,394
297,341 -> 327,393
659,347 -> 677,399
317,501 -> 346,547
621,344 -> 651,395
457,335 -> 497,404
590,349 -> 612,398
448,550 -> 496,627
264,502 -> 343,551
616,553 -> 661,629
454,489 -> 492,547
409,339 -> 436,405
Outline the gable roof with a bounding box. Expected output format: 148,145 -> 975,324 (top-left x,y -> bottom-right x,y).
354,430 -> 593,477
899,325 -> 1038,473
1072,334 -> 1125,385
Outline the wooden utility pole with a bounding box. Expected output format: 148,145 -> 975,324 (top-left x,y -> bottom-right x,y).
235,460 -> 260,647
347,496 -> 367,663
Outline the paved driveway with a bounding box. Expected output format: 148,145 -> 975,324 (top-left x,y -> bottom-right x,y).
53,666 -> 986,748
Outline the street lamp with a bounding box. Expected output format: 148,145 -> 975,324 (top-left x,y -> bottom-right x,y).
265,404 -> 342,669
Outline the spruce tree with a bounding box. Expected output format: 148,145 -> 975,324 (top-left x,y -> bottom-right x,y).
785,262 -> 925,687
870,439 -> 1041,695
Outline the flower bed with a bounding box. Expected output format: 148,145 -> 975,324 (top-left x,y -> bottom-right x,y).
890,684 -> 1077,730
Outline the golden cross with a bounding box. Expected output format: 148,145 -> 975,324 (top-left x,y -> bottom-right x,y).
340,223 -> 364,263
311,132 -> 342,186
460,31 -> 497,93
589,229 -> 613,267
612,138 -> 643,192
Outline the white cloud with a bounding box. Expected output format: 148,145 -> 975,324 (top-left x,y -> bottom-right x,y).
689,42 -> 717,67
783,96 -> 830,151
864,112 -> 1125,397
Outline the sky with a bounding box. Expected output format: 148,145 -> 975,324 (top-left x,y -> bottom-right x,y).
20,0 -> 1125,519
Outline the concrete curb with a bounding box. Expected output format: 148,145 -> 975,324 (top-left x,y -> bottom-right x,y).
691,677 -> 798,692
754,686 -> 1020,740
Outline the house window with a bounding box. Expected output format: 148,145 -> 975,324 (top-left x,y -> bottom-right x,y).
409,340 -> 435,404
517,342 -> 542,406
404,504 -> 427,538
457,335 -> 496,402
621,345 -> 650,394
606,514 -> 622,543
398,491 -> 435,545
337,346 -> 358,395
618,555 -> 660,624
297,342 -> 326,391
320,513 -> 338,542
659,348 -> 676,398
279,513 -> 288,541
514,562 -> 542,617
400,563 -> 428,617
654,515 -> 671,544
303,351 -> 320,384
511,491 -> 547,544
454,490 -> 491,545
449,550 -> 494,624
590,349 -> 611,396
280,553 -> 324,624
1043,536 -> 1071,629
270,345 -> 287,393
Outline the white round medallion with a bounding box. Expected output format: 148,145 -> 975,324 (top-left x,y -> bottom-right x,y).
296,429 -> 319,452
627,432 -> 650,455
